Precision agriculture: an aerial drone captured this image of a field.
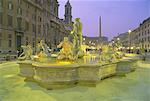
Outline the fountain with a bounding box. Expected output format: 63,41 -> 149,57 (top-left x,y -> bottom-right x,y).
18,45 -> 33,60
70,18 -> 85,58
18,45 -> 34,80
57,37 -> 74,60
18,18 -> 137,89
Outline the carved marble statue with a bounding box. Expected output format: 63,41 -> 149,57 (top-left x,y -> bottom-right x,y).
57,37 -> 74,60
37,40 -> 51,57
112,39 -> 124,59
18,45 -> 33,60
99,45 -> 117,64
70,18 -> 84,58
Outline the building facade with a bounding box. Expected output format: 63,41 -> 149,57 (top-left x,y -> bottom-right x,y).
0,0 -> 72,54
113,17 -> 150,50
112,32 -> 129,48
83,36 -> 108,48
131,17 -> 150,50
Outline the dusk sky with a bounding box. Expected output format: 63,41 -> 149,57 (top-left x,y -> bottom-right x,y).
58,0 -> 150,40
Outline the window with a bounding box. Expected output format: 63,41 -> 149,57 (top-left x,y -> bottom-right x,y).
17,7 -> 22,15
32,41 -> 35,47
0,0 -> 3,8
8,34 -> 12,38
32,14 -> 36,20
17,17 -> 22,30
8,40 -> 12,47
0,39 -> 1,47
32,24 -> 35,33
18,0 -> 21,4
26,3 -> 29,9
26,10 -> 28,17
8,2 -> 13,10
38,16 -> 42,22
25,21 -> 29,31
7,15 -> 13,27
0,32 -> 1,47
50,2 -> 54,13
38,25 -> 41,34
47,23 -> 49,32
32,38 -> 35,47
0,12 -> 2,24
26,37 -> 28,45
148,36 -> 150,41
43,25 -> 45,34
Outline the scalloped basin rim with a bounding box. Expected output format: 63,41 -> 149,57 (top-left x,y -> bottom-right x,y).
32,62 -> 79,68
18,60 -> 119,68
32,62 -> 118,68
32,63 -> 101,68
17,60 -> 32,64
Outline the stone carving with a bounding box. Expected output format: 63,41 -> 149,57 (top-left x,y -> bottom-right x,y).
37,40 -> 51,57
99,45 -> 117,64
18,45 -> 33,60
112,39 -> 124,59
57,37 -> 74,60
71,18 -> 84,58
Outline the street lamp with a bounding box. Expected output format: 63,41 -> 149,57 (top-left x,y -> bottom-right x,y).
128,29 -> 132,53
117,37 -> 120,41
112,41 -> 114,44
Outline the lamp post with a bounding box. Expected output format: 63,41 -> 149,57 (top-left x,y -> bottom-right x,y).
117,37 -> 120,50
117,37 -> 120,41
128,29 -> 131,53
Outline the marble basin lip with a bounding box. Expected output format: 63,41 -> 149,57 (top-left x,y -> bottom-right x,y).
32,61 -> 116,66
17,60 -> 32,64
18,60 -> 119,68
32,62 -> 79,68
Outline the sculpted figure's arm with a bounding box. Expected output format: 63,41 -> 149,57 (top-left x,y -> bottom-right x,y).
57,42 -> 63,48
71,23 -> 76,35
19,46 -> 26,57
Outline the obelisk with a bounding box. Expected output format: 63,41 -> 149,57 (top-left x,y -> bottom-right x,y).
99,16 -> 102,38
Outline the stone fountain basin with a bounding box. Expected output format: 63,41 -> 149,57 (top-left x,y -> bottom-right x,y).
17,58 -> 137,89
32,63 -> 79,89
18,61 -> 118,89
116,57 -> 138,75
18,60 -> 34,81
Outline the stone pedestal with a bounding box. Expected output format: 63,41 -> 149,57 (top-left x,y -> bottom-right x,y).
116,59 -> 137,75
100,63 -> 117,79
77,64 -> 100,86
33,63 -> 78,89
18,60 -> 34,81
